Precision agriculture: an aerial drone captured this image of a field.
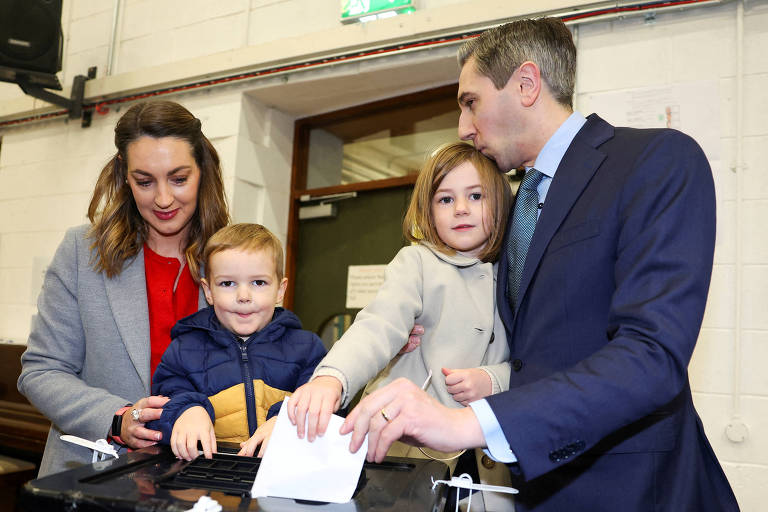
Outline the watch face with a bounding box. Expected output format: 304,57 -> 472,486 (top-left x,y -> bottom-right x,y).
112,413 -> 123,438
112,405 -> 132,440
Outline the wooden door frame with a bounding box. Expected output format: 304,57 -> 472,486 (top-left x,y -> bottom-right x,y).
284,83 -> 457,309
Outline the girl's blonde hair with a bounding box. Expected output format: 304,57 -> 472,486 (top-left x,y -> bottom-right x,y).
403,142 -> 512,262
87,100 -> 229,281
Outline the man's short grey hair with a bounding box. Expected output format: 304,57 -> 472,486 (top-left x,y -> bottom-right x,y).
458,17 -> 576,109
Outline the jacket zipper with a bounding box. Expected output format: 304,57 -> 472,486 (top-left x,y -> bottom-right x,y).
238,338 -> 258,436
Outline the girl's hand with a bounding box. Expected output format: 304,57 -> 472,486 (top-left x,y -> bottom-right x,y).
286,376 -> 342,442
238,416 -> 277,457
442,367 -> 492,406
170,406 -> 216,461
120,395 -> 170,449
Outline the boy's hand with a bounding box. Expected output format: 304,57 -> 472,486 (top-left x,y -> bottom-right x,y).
442,367 -> 492,406
170,406 -> 216,461
238,416 -> 277,457
287,376 -> 342,442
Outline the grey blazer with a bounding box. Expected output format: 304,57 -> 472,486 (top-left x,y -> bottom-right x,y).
18,225 -> 205,476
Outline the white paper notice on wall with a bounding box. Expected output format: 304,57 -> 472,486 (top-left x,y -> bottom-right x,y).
346,265 -> 387,309
578,80 -> 721,161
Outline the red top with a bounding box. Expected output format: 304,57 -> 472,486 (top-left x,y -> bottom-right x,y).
144,244 -> 199,380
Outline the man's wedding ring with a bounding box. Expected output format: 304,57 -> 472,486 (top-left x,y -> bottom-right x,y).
380,408 -> 392,422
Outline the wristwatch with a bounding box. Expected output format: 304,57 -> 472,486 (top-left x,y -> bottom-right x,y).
110,404 -> 133,446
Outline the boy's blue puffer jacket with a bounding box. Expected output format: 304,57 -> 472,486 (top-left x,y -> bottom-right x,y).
148,306 -> 326,444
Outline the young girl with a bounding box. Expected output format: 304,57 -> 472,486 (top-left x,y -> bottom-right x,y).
288,142 -> 513,477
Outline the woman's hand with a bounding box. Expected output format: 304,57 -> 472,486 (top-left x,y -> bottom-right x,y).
169,406 -> 216,461
442,367 -> 492,406
120,395 -> 170,449
286,376 -> 342,442
238,416 -> 277,457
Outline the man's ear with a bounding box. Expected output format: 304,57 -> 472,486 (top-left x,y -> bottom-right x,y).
200,278 -> 214,305
517,61 -> 542,107
276,277 -> 288,305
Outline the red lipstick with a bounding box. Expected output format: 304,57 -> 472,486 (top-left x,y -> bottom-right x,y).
153,209 -> 179,221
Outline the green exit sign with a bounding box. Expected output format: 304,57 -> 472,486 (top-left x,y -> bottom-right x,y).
341,0 -> 415,23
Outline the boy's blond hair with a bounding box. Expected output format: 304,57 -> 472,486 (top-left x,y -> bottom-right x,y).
203,223 -> 284,280
403,142 -> 512,262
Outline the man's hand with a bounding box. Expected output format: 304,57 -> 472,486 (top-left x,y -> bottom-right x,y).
120,395 -> 170,449
286,376 -> 342,441
442,367 -> 493,406
399,324 -> 424,354
238,416 -> 276,457
170,406 -> 216,461
340,378 -> 486,462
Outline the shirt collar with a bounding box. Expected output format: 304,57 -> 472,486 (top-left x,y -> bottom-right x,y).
530,111 -> 587,179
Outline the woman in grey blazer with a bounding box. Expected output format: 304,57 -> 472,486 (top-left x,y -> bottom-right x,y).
18,101 -> 229,476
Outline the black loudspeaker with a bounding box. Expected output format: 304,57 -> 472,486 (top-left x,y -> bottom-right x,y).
0,0 -> 62,75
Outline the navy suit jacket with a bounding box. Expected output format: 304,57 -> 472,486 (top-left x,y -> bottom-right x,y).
489,114 -> 739,511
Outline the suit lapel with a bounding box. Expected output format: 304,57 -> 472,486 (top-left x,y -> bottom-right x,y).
104,248 -> 150,393
515,115 -> 613,318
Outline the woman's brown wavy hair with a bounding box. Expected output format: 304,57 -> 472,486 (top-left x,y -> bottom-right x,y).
403,142 -> 512,262
87,100 -> 229,281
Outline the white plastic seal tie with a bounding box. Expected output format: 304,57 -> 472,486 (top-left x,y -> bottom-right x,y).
431,473 -> 518,512
188,495 -> 222,512
60,435 -> 119,462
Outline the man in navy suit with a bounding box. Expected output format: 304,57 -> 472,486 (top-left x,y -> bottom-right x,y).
340,17 -> 738,511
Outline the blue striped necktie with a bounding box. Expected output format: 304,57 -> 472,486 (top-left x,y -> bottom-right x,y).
507,168 -> 544,311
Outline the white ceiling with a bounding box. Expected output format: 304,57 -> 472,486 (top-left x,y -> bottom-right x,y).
244,43 -> 461,119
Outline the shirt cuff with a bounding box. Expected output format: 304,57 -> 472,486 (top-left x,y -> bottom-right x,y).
478,367 -> 502,395
469,399 -> 517,463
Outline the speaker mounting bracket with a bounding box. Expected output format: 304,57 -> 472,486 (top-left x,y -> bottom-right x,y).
17,66 -> 97,127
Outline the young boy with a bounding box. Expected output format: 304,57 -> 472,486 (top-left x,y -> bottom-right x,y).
148,223 -> 326,460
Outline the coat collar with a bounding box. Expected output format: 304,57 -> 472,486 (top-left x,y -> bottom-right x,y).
102,246 -> 206,392
420,242 -> 484,268
103,247 -> 151,392
500,114 -> 613,330
517,114 -> 612,307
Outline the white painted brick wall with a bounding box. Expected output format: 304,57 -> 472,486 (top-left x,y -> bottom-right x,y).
690,328 -> 734,393
67,9 -> 112,55
69,0 -> 112,21
231,97 -> 296,246
0,1 -> 766,509
246,0 -> 340,46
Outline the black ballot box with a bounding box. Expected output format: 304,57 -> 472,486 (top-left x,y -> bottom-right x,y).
19,444 -> 449,511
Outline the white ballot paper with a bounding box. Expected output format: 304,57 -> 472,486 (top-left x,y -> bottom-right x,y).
251,398 -> 368,503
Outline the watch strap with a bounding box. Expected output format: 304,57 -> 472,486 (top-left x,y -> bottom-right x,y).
110,404 -> 133,446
